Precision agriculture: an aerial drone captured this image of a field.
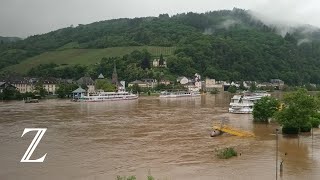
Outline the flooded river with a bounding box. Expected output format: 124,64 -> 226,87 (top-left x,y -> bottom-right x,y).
0,93 -> 320,180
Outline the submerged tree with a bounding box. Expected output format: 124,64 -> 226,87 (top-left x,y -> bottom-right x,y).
275,89 -> 319,134
253,96 -> 280,123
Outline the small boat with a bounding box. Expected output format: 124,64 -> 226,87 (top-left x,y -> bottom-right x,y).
24,97 -> 39,103
74,91 -> 138,102
228,92 -> 270,114
159,90 -> 200,98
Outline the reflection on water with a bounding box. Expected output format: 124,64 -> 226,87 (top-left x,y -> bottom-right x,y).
0,93 -> 320,180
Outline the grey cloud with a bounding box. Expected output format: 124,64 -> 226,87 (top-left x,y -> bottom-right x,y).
0,0 -> 320,37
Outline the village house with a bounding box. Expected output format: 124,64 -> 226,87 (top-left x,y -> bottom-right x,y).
8,77 -> 37,93
77,76 -> 95,93
204,78 -> 223,92
194,73 -> 202,90
257,82 -> 273,89
159,79 -> 171,85
142,79 -> 157,89
176,73 -> 203,92
128,79 -> 158,88
184,82 -> 199,92
270,79 -> 285,90
118,81 -> 126,92
128,80 -> 149,88
58,78 -> 75,85
176,76 -> 189,85
43,78 -> 58,95
152,58 -> 167,68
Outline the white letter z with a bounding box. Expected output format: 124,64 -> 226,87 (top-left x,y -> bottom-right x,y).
20,128 -> 47,162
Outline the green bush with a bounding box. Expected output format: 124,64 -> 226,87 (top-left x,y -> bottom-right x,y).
227,86 -> 237,93
310,117 -> 320,128
216,147 -> 237,159
116,176 -> 136,180
210,88 -> 219,94
282,126 -> 299,134
300,123 -> 312,132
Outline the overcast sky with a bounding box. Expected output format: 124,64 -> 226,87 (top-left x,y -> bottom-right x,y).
1,0 -> 319,37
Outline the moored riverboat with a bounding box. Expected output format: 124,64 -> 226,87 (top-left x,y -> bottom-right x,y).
159,90 -> 200,98
228,92 -> 270,114
74,91 -> 138,102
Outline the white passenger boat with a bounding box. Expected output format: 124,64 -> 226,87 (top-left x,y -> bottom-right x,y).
228,92 -> 270,114
75,91 -> 138,102
159,90 -> 200,98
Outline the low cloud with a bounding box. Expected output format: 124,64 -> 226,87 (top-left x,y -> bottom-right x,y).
297,38 -> 311,46
219,19 -> 240,29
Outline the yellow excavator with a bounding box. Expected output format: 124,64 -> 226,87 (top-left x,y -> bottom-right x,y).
211,119 -> 255,137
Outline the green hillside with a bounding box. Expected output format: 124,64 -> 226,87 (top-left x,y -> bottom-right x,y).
3,46 -> 176,74
1,8 -> 320,85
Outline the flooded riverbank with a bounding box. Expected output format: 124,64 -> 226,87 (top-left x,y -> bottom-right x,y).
0,93 -> 320,180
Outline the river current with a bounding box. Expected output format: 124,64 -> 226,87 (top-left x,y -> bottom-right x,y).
0,93 -> 319,180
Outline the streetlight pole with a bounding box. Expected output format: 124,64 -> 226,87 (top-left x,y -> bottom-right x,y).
276,128 -> 279,180
312,127 -> 314,157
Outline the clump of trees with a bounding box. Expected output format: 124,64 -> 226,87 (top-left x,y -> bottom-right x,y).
275,89 -> 319,134
0,88 -> 21,100
34,82 -> 48,97
56,83 -> 78,98
253,96 -> 280,123
95,79 -> 116,92
0,88 -> 39,100
253,89 -> 320,134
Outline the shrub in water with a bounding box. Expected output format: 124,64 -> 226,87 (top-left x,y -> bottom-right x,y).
300,123 -> 312,132
282,126 -> 299,134
310,117 -> 320,128
216,147 -> 237,159
117,176 -> 136,180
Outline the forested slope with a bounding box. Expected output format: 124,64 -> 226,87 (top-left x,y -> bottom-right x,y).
1,8 -> 320,85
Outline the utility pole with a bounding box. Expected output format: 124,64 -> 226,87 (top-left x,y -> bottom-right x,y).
276,128 -> 279,180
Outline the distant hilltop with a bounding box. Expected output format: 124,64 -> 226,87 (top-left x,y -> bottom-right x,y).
0,36 -> 22,43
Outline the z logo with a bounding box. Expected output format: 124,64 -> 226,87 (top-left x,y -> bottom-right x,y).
20,128 -> 47,162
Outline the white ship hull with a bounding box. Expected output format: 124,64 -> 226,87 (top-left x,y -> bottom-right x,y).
159,91 -> 200,98
228,92 -> 270,114
74,91 -> 138,102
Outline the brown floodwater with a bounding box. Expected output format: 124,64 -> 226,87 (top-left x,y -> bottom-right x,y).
0,93 -> 320,180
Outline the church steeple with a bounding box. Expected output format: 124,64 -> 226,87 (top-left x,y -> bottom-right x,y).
112,62 -> 118,85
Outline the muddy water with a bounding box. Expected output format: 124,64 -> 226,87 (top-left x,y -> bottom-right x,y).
0,93 -> 320,180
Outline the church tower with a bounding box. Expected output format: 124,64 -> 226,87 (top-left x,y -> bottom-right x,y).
112,62 -> 118,85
